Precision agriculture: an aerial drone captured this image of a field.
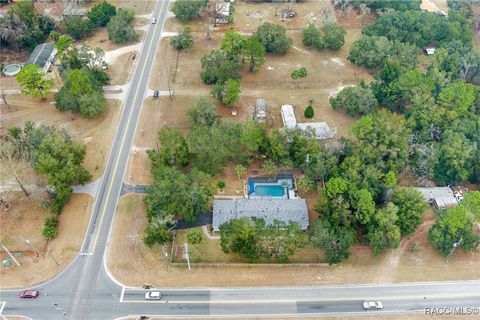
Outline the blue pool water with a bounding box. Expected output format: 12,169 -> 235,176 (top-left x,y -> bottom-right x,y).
254,185 -> 285,197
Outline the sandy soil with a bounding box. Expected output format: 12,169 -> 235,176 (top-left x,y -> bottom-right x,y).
106,51 -> 139,85
0,193 -> 92,288
82,29 -> 146,53
88,0 -> 155,15
108,194 -> 479,288
1,97 -> 121,181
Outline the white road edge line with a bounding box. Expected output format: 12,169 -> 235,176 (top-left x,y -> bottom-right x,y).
120,286 -> 125,302
0,301 -> 5,314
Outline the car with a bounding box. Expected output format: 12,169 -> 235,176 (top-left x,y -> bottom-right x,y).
363,301 -> 383,310
20,290 -> 39,299
151,17 -> 156,24
153,90 -> 159,99
101,62 -> 108,70
145,291 -> 161,300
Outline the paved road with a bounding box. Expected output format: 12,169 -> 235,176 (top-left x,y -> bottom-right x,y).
1,1 -> 479,319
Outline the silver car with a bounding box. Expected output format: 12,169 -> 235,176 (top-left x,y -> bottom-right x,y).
145,291 -> 162,300
363,301 -> 383,310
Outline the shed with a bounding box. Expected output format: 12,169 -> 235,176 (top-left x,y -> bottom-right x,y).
26,43 -> 56,72
255,99 -> 267,121
281,104 -> 335,140
416,187 -> 458,209
281,104 -> 297,129
215,2 -> 231,24
425,47 -> 436,55
212,198 -> 309,232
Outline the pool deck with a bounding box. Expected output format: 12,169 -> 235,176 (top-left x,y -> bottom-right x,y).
245,175 -> 298,200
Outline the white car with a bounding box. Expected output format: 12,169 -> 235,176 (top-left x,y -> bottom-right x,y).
151,17 -> 156,24
363,301 -> 383,310
145,291 -> 162,300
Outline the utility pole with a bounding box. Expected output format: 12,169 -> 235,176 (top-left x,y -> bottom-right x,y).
18,234 -> 41,257
446,238 -> 463,263
1,243 -> 20,266
183,243 -> 191,272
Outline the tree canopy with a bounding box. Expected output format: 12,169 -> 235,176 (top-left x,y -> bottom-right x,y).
254,22 -> 292,55
16,64 -> 54,99
172,0 -> 208,22
87,1 -> 116,27
107,8 -> 136,43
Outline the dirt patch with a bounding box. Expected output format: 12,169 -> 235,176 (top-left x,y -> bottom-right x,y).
1,96 -> 121,181
82,29 -> 145,52
106,51 -> 139,85
0,193 -> 92,288
87,0 -> 155,15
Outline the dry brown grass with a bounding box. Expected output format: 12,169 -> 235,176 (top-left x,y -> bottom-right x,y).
0,193 -> 92,288
88,0 -> 155,15
82,29 -> 146,52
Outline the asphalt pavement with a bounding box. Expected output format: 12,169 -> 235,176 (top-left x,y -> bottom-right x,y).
0,1 -> 479,319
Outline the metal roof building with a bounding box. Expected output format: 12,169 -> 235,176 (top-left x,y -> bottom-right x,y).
212,198 -> 309,232
280,104 -> 335,140
26,43 -> 56,72
416,187 -> 458,209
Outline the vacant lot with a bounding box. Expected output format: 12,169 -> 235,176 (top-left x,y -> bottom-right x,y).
108,195 -> 479,288
1,96 -> 121,181
88,0 -> 155,15
0,193 -> 92,288
82,29 -> 146,52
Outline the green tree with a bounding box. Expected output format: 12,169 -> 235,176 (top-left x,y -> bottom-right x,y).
304,104 -> 314,118
391,187 -> 428,235
187,97 -> 218,127
144,216 -> 174,247
54,34 -> 73,56
220,28 -> 245,61
64,16 -> 93,40
170,26 -> 193,51
330,85 -> 378,117
254,22 -> 292,55
107,8 -> 136,43
366,203 -> 401,255
187,229 -> 203,245
172,0 -> 208,22
244,36 -> 266,72
87,1 -> 117,27
353,188 -> 376,225
302,24 -> 323,50
145,166 -> 212,223
438,81 -> 476,120
16,64 -> 54,99
200,49 -> 241,85
309,219 -> 357,264
220,217 -> 262,262
462,191 -> 480,222
428,206 -> 479,256
434,130 -> 476,185
263,220 -> 306,262
262,159 -> 277,176
78,91 -> 106,119
148,128 -> 189,167
234,164 -> 246,180
212,79 -> 240,106
321,22 -> 346,51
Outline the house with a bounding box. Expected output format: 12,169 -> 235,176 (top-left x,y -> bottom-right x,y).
416,187 -> 459,209
212,198 -> 309,232
425,46 -> 436,55
254,98 -> 267,121
281,104 -> 335,140
214,2 -> 231,24
25,43 -> 57,73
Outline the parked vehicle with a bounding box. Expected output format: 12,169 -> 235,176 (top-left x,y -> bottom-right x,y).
20,290 -> 39,299
153,90 -> 159,99
363,301 -> 383,310
145,291 -> 161,300
151,17 -> 156,24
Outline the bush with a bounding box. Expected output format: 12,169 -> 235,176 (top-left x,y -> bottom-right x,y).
255,23 -> 292,55
64,17 -> 93,40
87,1 -> 117,27
186,229 -> 203,245
217,180 -> 226,190
107,8 -> 136,43
304,105 -> 314,118
170,26 -> 193,51
42,217 -> 59,240
172,0 -> 208,22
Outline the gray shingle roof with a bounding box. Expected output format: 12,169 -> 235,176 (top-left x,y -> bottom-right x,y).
26,43 -> 55,68
212,198 -> 309,231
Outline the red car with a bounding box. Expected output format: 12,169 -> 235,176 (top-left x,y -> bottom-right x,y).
20,290 -> 39,298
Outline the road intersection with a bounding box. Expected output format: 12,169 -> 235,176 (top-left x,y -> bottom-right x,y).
1,1 -> 479,319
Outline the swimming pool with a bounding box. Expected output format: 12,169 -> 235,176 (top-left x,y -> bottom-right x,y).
254,185 -> 286,197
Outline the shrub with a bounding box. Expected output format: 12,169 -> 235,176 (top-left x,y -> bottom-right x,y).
304,105 -> 314,118
187,229 -> 203,245
217,180 -> 226,190
42,217 -> 59,240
